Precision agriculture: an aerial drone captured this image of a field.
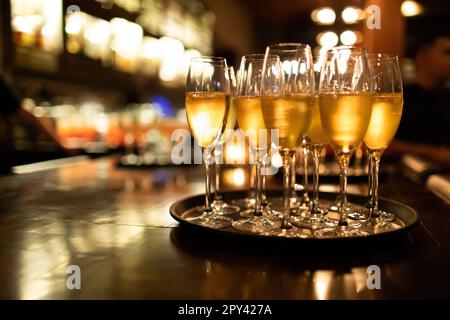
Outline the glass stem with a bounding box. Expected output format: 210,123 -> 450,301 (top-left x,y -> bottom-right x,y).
254,148 -> 263,216
203,147 -> 213,213
365,153 -> 374,209
301,147 -> 309,203
282,150 -> 294,229
261,154 -> 268,206
311,145 -> 323,215
368,151 -> 382,220
290,153 -> 296,193
249,158 -> 256,199
213,148 -> 222,201
338,153 -> 351,226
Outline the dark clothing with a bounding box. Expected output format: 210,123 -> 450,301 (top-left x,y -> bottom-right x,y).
0,76 -> 22,117
397,84 -> 450,146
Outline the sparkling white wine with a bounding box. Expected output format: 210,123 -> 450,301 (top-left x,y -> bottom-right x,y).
185,92 -> 229,147
307,96 -> 328,145
261,95 -> 313,150
319,93 -> 373,153
364,93 -> 403,150
234,96 -> 267,148
217,97 -> 237,144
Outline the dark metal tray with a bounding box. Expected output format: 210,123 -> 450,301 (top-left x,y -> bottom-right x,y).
169,190 -> 419,242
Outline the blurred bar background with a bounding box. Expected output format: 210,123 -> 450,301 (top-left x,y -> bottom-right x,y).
0,0 -> 448,171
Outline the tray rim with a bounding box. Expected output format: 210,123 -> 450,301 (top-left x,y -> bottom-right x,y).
169,190 -> 420,242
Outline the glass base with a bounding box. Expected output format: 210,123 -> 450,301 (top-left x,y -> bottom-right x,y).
347,210 -> 369,221
263,207 -> 283,220
327,200 -> 359,216
314,224 -> 370,238
289,207 -> 308,217
374,220 -> 403,234
186,207 -> 232,229
232,216 -> 280,234
291,208 -> 326,230
261,224 -> 313,238
378,210 -> 396,222
212,199 -> 241,215
299,194 -> 311,208
288,196 -> 301,216
289,198 -> 311,217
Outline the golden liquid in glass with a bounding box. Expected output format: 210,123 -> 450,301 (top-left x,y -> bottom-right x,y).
234,96 -> 268,148
261,94 -> 313,150
319,93 -> 373,153
185,92 -> 229,147
217,96 -> 237,144
306,96 -> 328,145
364,93 -> 403,150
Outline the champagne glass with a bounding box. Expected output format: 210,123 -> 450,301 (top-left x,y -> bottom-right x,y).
315,46 -> 374,238
232,54 -> 281,233
260,43 -> 314,238
292,55 -> 332,229
363,53 -> 403,232
185,56 -> 232,228
211,66 -> 241,215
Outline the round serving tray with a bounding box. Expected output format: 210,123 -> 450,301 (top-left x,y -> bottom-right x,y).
169,190 -> 419,242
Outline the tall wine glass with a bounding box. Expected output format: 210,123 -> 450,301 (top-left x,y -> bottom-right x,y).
232,54 -> 280,233
315,46 -> 374,238
363,53 -> 403,232
260,43 -> 314,238
185,56 -> 232,228
211,66 -> 241,215
292,55 -> 330,229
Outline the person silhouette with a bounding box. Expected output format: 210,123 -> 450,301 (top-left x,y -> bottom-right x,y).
391,24 -> 450,165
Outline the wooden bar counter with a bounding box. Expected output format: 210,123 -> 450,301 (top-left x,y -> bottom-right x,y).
0,156 -> 449,299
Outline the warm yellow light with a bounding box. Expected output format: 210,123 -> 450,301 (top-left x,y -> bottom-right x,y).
231,168 -> 246,186
141,37 -> 160,60
158,37 -> 185,82
401,1 -> 424,17
65,12 -> 84,35
13,16 -> 34,34
110,18 -> 143,70
311,7 -> 336,25
224,168 -> 246,186
313,49 -> 328,72
341,7 -> 364,24
314,271 -> 333,300
340,30 -> 357,45
85,20 -> 110,45
271,153 -> 283,168
317,31 -> 338,48
41,24 -> 52,37
182,49 -> 201,79
226,144 -> 245,162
